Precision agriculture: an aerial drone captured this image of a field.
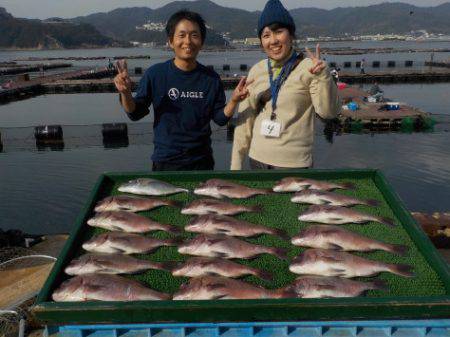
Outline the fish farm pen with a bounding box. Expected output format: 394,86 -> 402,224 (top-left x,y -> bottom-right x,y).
32,169 -> 450,336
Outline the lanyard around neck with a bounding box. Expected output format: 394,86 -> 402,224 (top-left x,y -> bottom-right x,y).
268,51 -> 298,120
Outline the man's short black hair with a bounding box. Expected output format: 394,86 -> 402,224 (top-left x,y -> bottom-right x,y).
166,10 -> 207,44
260,22 -> 296,39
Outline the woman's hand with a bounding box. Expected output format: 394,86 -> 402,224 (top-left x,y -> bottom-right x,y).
230,76 -> 254,103
114,59 -> 132,94
306,44 -> 326,75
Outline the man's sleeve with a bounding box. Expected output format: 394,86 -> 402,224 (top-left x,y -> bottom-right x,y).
211,80 -> 230,127
126,71 -> 153,121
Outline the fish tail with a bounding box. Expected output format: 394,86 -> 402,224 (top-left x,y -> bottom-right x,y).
270,247 -> 289,261
389,263 -> 415,278
366,199 -> 381,207
158,261 -> 180,272
378,216 -> 396,227
249,205 -> 263,213
166,237 -> 184,246
255,269 -> 273,282
272,228 -> 290,241
167,225 -> 183,234
261,188 -> 274,195
166,200 -> 182,208
341,182 -> 356,190
388,244 -> 408,256
277,287 -> 298,299
370,279 -> 389,291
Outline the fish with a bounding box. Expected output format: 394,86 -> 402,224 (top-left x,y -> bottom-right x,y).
186,214 -> 289,239
291,189 -> 380,207
289,249 -> 414,278
181,199 -> 261,215
298,205 -> 396,227
118,178 -> 189,196
52,274 -> 170,302
291,225 -> 407,255
273,177 -> 355,193
194,179 -> 272,199
172,257 -> 273,281
94,195 -> 179,212
87,211 -> 181,234
65,253 -> 175,275
173,276 -> 292,300
287,276 -> 388,298
82,232 -> 179,254
178,234 -> 288,260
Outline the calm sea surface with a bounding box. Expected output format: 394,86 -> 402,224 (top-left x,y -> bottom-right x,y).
0,44 -> 449,234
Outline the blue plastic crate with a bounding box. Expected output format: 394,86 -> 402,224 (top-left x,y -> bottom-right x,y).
46,320 -> 450,337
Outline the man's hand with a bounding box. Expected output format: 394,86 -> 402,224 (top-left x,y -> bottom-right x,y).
231,76 -> 254,103
114,59 -> 132,94
306,44 -> 326,75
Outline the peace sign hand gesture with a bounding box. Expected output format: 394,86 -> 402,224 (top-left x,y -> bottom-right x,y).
305,44 -> 326,75
231,76 -> 254,103
114,59 -> 132,94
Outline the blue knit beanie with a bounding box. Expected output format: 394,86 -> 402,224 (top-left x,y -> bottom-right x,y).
258,0 -> 295,37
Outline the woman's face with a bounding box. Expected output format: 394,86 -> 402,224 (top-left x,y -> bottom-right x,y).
260,27 -> 293,62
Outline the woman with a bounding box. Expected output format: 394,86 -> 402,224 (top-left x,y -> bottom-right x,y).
231,0 -> 340,170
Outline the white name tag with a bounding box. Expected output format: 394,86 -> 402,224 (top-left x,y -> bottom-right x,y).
260,119 -> 282,138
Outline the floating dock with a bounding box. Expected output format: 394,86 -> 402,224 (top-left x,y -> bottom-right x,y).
0,63 -> 72,76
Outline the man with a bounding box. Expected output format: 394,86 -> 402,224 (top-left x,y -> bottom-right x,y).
114,10 -> 250,171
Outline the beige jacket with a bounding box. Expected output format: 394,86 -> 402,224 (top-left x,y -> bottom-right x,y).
230,57 -> 340,170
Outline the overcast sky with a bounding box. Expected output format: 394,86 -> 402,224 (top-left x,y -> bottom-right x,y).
0,0 -> 448,19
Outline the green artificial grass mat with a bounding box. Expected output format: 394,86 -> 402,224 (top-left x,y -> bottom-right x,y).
75,175 -> 447,299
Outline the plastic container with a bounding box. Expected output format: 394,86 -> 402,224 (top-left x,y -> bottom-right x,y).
46,319 -> 450,337
337,82 -> 347,90
386,103 -> 400,111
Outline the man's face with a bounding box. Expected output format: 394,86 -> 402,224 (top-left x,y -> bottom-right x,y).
169,19 -> 203,62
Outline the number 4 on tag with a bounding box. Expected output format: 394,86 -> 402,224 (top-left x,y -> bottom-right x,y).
260,119 -> 282,138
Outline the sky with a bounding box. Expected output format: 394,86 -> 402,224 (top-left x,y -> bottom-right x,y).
0,0 -> 448,19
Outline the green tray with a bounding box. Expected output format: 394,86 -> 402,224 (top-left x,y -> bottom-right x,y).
34,169 -> 450,324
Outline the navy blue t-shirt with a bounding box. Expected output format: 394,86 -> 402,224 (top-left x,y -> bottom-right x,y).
127,59 -> 229,164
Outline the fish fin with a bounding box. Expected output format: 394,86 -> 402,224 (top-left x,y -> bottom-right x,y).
261,188 -> 273,195
214,252 -> 231,259
371,279 -> 388,291
249,205 -> 263,213
214,295 -> 229,300
167,237 -> 184,246
390,264 -> 415,278
207,283 -> 227,291
323,255 -> 344,263
329,217 -> 346,222
331,268 -> 347,277
366,199 -> 381,207
85,284 -> 105,292
389,244 -> 408,256
279,288 -> 299,299
272,229 -> 290,240
216,228 -> 232,235
319,199 -> 332,205
378,216 -> 396,227
327,243 -> 344,251
271,247 -> 288,261
209,238 -> 226,245
341,182 -> 356,190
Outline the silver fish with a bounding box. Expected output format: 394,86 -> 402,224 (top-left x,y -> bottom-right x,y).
181,198 -> 261,215
292,225 -> 407,255
289,249 -> 414,278
82,232 -> 179,254
95,195 -> 179,212
173,276 -> 291,300
172,257 -> 272,281
52,274 -> 170,302
87,211 -> 181,234
291,189 -> 379,207
298,205 -> 396,227
118,178 -> 188,196
287,276 -> 387,298
194,179 -> 272,199
273,177 -> 355,193
178,234 -> 288,260
186,214 -> 288,239
65,253 -> 174,275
